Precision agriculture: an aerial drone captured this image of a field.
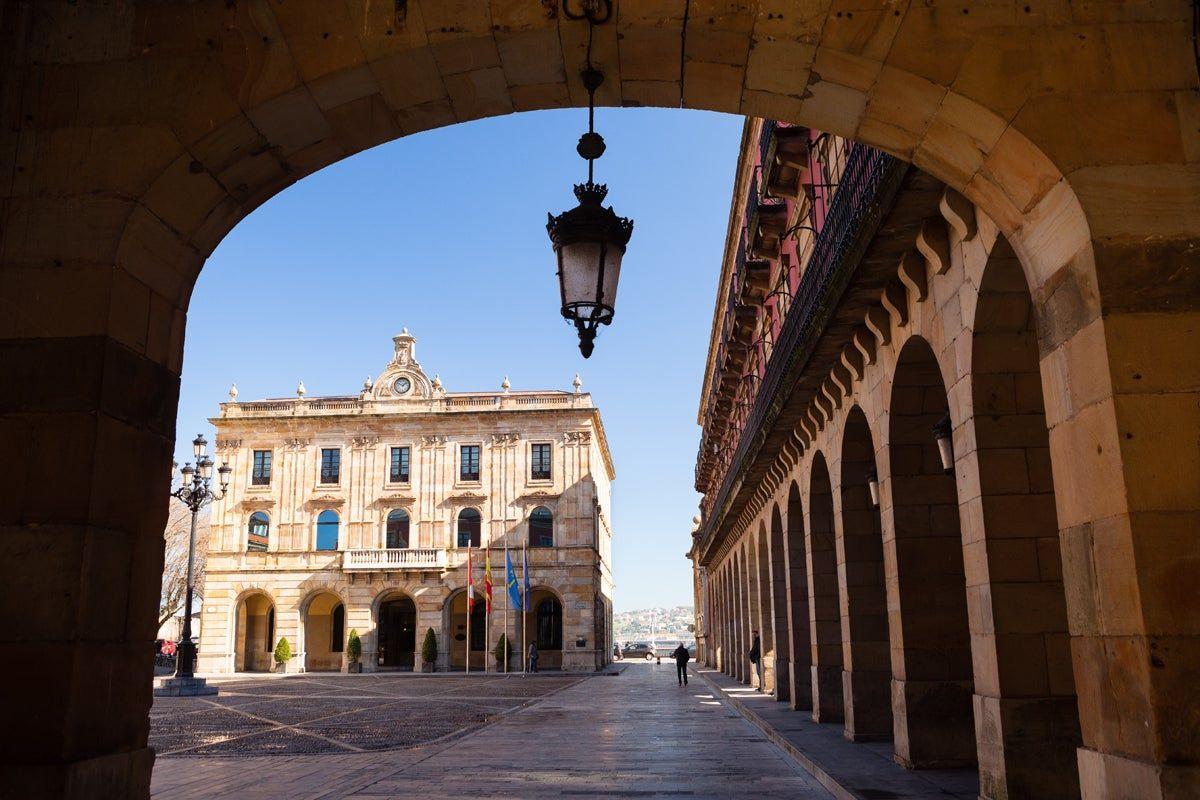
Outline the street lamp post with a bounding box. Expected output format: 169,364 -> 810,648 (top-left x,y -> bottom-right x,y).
154,434 -> 230,697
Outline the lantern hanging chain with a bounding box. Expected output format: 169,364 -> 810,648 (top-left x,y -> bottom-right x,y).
585,13 -> 597,183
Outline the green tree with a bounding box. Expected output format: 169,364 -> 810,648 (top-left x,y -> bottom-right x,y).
421,627 -> 438,664
273,636 -> 291,665
346,629 -> 362,663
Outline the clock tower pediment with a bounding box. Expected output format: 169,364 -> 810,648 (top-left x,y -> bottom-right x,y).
367,329 -> 436,400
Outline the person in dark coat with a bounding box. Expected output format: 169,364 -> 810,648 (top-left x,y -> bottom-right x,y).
671,642 -> 690,686
749,630 -> 762,691
527,642 -> 538,673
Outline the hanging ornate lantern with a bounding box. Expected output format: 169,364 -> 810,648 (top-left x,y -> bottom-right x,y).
932,414 -> 954,474
547,0 -> 633,358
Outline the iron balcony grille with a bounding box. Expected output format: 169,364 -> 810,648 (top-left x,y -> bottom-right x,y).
698,142 -> 906,551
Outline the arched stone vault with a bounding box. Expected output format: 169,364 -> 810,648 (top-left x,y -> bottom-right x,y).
1,3 -> 1197,798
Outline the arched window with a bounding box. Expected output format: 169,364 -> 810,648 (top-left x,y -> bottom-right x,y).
457,508 -> 481,548
316,510 -> 340,551
529,507 -> 553,548
536,596 -> 563,650
247,511 -> 269,552
386,509 -> 410,549
331,603 -> 345,652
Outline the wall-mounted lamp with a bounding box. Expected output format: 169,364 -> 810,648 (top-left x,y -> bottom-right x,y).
865,467 -> 881,507
932,414 -> 954,474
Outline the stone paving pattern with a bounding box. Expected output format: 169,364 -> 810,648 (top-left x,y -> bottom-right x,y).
151,663 -> 835,798
150,673 -> 579,757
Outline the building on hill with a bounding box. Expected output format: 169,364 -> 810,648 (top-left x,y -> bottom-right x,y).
197,330 -> 615,673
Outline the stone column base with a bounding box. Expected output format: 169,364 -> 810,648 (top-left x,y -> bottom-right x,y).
1078,748 -> 1200,800
842,668 -> 892,741
891,678 -> 977,769
153,676 -> 218,696
0,748 -> 154,800
811,664 -> 845,723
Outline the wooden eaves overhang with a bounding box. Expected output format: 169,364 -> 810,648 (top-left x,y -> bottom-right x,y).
696,155 -> 948,568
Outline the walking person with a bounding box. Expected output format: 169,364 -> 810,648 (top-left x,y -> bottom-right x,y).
672,642 -> 690,687
527,641 -> 539,673
749,630 -> 762,691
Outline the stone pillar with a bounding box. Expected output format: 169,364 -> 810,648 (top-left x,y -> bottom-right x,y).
746,537 -> 763,689
784,487 -> 814,711
0,327 -> 180,796
808,458 -> 845,723
837,412 -> 893,742
768,509 -> 791,702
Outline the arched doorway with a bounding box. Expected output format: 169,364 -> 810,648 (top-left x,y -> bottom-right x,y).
375,592 -> 417,670
808,452 -> 844,722
234,593 -> 275,673
969,236 -> 1081,797
838,407 -> 892,741
784,483 -> 813,711
444,589 -> 487,671
523,589 -> 563,670
887,337 -> 976,769
303,592 -> 345,672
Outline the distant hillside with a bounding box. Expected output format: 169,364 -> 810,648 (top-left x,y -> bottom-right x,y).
614,606 -> 695,644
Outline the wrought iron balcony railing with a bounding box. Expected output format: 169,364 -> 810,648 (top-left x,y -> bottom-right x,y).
696,139 -> 904,520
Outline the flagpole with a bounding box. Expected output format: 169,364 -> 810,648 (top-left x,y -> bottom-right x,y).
522,539 -> 528,675
504,529 -> 510,675
465,545 -> 471,676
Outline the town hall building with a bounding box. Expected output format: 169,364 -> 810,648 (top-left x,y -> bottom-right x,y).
196,331 -> 615,674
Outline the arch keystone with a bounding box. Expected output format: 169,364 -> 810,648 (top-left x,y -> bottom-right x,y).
916,217 -> 951,276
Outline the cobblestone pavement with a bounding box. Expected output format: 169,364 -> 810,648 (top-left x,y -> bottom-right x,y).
151,662 -> 834,798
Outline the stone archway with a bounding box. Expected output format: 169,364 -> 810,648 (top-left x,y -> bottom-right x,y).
234,592 -> 275,673
767,503 -> 790,702
524,587 -> 564,671
886,336 -> 975,770
3,5 -> 1198,796
967,235 -> 1082,799
807,451 -> 844,723
301,591 -> 345,673
837,406 -> 891,743
374,590 -> 417,670
444,588 -> 487,671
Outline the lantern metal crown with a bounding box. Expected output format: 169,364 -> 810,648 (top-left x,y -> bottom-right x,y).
546,0 -> 633,358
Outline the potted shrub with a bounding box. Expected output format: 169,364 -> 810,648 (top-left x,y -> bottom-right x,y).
346,629 -> 362,673
420,627 -> 438,673
273,636 -> 291,673
494,633 -> 512,671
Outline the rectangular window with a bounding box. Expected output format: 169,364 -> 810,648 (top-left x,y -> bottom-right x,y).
389,446 -> 410,483
460,445 -> 480,482
320,448 -> 340,484
530,443 -> 552,481
251,450 -> 272,486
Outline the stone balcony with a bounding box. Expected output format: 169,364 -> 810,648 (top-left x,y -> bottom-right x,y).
342,548 -> 447,571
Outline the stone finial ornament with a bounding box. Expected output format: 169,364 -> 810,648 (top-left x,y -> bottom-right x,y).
501,376 -> 511,393
432,374 -> 443,393
297,380 -> 306,398
228,383 -> 238,403
572,373 -> 582,394
363,376 -> 372,391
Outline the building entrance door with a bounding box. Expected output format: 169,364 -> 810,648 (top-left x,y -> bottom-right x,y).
378,596 -> 416,669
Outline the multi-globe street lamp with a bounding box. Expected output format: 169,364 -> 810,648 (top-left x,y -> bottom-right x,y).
170,434 -> 230,683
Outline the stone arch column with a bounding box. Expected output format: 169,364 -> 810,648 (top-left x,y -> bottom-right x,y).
746,531 -> 764,689
837,408 -> 892,742
885,337 -> 976,769
784,483 -> 814,711
768,504 -> 791,702
755,525 -> 775,693
808,453 -> 845,722
966,236 -> 1082,799
735,548 -> 749,683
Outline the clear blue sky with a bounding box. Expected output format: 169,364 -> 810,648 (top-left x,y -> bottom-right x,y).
175,107 -> 742,613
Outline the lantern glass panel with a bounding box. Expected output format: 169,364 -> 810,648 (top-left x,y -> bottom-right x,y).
600,245 -> 623,311
559,241 -> 604,309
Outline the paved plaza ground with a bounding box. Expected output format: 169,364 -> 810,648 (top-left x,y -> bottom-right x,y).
151,662 -> 834,798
